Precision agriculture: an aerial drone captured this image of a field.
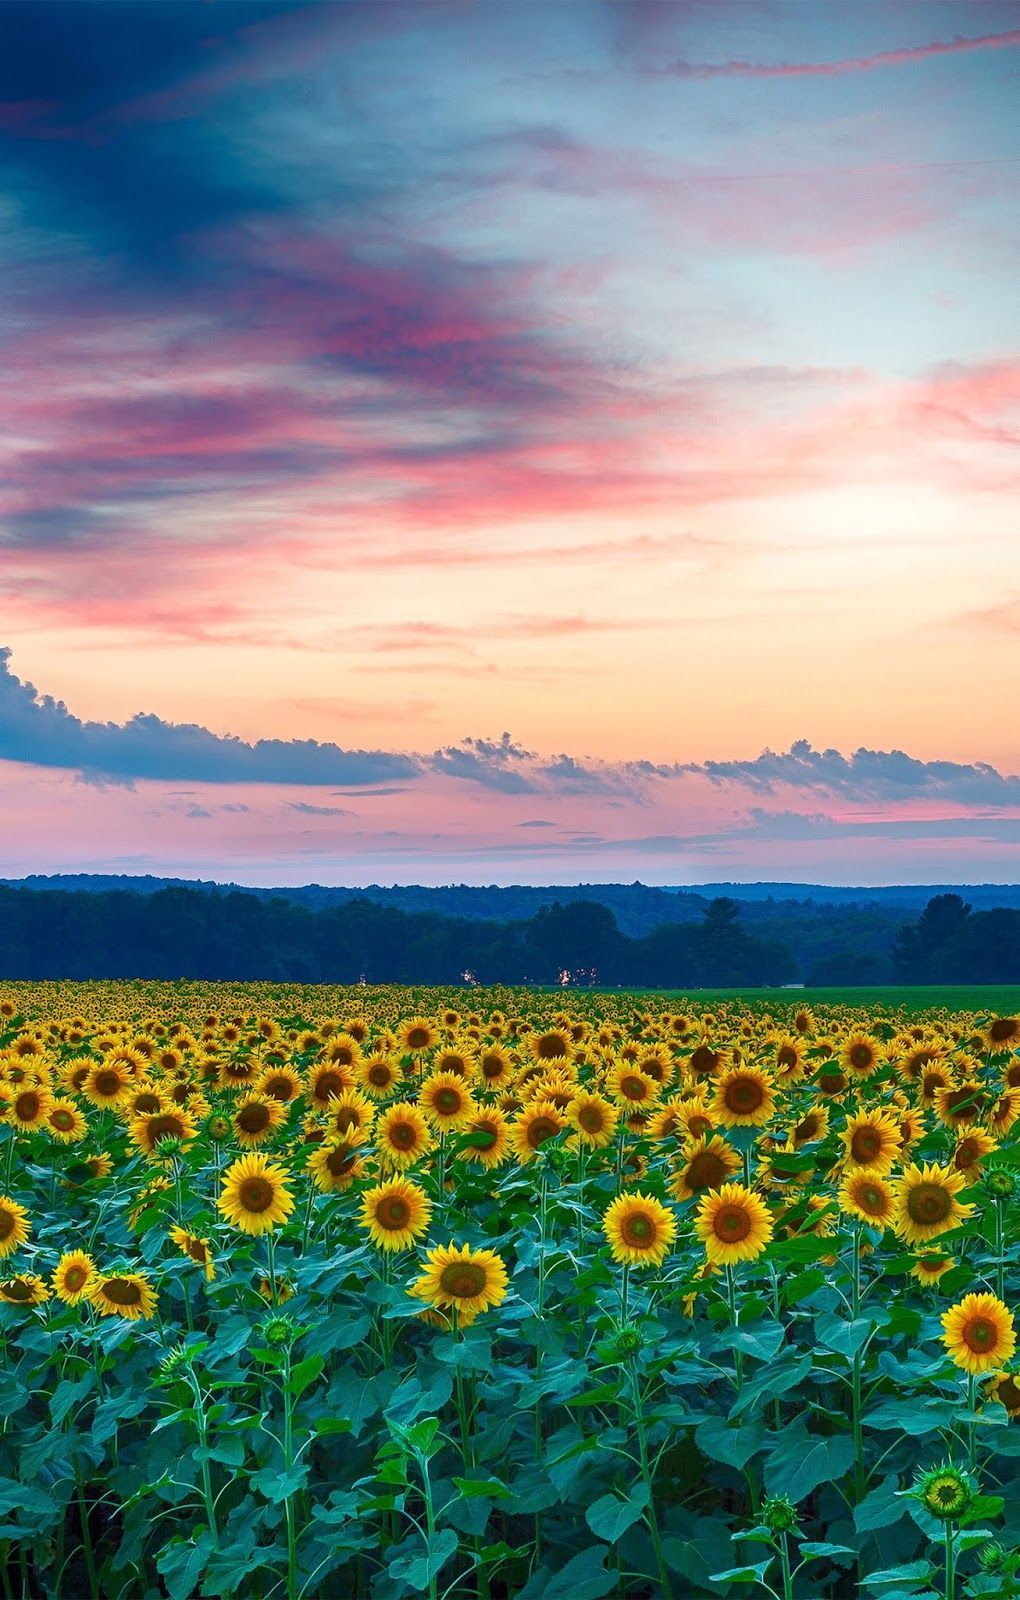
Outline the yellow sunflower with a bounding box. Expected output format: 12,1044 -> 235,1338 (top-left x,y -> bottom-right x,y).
51,1251 -> 96,1304
983,1015 -> 1020,1052
986,1370 -> 1020,1418
218,1153 -> 295,1234
89,1271 -> 157,1321
0,1195 -> 30,1258
566,1090 -> 619,1150
989,1087 -> 1020,1138
456,1109 -> 511,1169
168,1226 -> 215,1281
841,1109 -> 902,1174
508,1100 -> 566,1163
376,1103 -> 433,1170
306,1136 -> 367,1193
231,1093 -> 287,1149
6,1082 -> 53,1132
0,1274 -> 50,1307
787,1105 -> 830,1148
941,1293 -> 1016,1375
129,1107 -> 198,1159
711,1065 -> 776,1129
420,1073 -> 477,1132
355,1054 -> 402,1100
324,1088 -> 376,1140
305,1060 -> 356,1110
83,1059 -> 135,1110
602,1191 -> 677,1268
359,1177 -> 432,1252
892,1161 -> 975,1246
411,1242 -> 509,1317
952,1127 -> 998,1178
840,1034 -> 882,1079
527,1028 -> 573,1065
399,1017 -> 439,1055
838,1171 -> 895,1227
910,1253 -> 955,1287
476,1045 -> 514,1091
256,1065 -> 303,1105
695,1182 -> 774,1266
671,1134 -> 741,1203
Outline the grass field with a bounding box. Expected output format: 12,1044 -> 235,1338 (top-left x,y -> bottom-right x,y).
614,985 -> 1020,1013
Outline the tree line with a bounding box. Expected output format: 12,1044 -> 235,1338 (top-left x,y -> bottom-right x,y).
0,883 -> 1017,985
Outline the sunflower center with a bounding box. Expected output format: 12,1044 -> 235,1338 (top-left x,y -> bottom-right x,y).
526,1116 -> 559,1149
818,1072 -> 848,1095
2,1279 -> 33,1301
619,1211 -> 656,1247
0,1210 -> 15,1241
316,1072 -> 345,1099
238,1177 -> 275,1213
989,1018 -> 1018,1043
998,1376 -> 1020,1408
439,1262 -> 487,1299
481,1056 -> 504,1079
51,1109 -> 75,1131
943,1088 -> 980,1121
237,1104 -> 271,1134
388,1121 -> 418,1150
578,1105 -> 606,1133
955,1140 -> 978,1167
14,1092 -> 41,1119
406,1028 -> 430,1050
907,1183 -> 952,1224
855,1182 -> 886,1215
851,1128 -> 882,1162
103,1278 -> 143,1306
686,1152 -> 726,1190
714,1204 -> 751,1241
93,1070 -> 122,1097
368,1065 -> 391,1085
333,1109 -> 359,1132
963,1317 -> 996,1352
64,1265 -> 88,1291
725,1078 -> 764,1113
376,1196 -> 411,1230
849,1045 -> 874,1071
134,1094 -> 162,1114
325,1148 -> 356,1176
537,1035 -> 567,1059
795,1116 -> 819,1141
690,1046 -> 718,1075
265,1077 -> 295,1102
434,1089 -> 462,1115
777,1046 -> 798,1069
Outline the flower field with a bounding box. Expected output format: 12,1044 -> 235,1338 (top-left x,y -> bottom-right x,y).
0,984 -> 1018,1600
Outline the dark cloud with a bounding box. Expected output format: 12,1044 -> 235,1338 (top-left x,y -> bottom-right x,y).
0,646 -> 417,786
286,801 -> 355,817
683,738 -> 1020,808
430,734 -> 540,794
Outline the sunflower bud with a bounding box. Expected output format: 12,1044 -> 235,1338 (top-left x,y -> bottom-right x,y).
984,1169 -> 1015,1201
914,1462 -> 974,1522
761,1497 -> 798,1534
263,1313 -> 298,1348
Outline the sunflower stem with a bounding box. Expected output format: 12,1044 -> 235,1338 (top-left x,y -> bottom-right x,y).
966,1373 -> 978,1473
994,1200 -> 1005,1300
945,1523 -> 956,1600
187,1368 -> 219,1549
851,1223 -> 866,1499
725,1266 -> 743,1394
778,1530 -> 793,1600
267,1228 -> 279,1305
282,1345 -> 298,1600
629,1356 -> 673,1600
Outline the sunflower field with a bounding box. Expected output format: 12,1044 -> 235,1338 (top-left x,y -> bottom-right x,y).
0,983 -> 1018,1600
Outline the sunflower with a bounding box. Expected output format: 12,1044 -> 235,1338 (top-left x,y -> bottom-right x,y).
841,1109 -> 902,1174
0,1274 -> 50,1307
815,1067 -> 850,1098
411,1242 -> 509,1317
434,1044 -> 477,1081
952,1127 -> 998,1178
319,1033 -> 362,1071
770,1036 -> 807,1084
399,1017 -> 439,1055
6,1082 -> 53,1132
456,1109 -> 510,1169
840,1034 -> 882,1079
90,1271 -> 157,1321
476,1045 -> 514,1091
671,1134 -> 741,1203
355,1055 -> 401,1100
687,1041 -> 729,1078
376,1102 -> 434,1170
941,1293 -> 1016,1375
910,1253 -> 955,1287
0,1195 -> 30,1259
838,1171 -> 895,1227
607,1064 -> 660,1109
256,1065 -> 303,1105
695,1182 -> 774,1266
85,1152 -> 113,1180
989,1086 -> 1020,1137
122,1082 -> 166,1119
218,1153 -> 295,1234
892,1161 -> 975,1246
51,1250 -> 96,1304
305,1060 -> 356,1110
528,1028 -> 573,1065
130,1107 -> 198,1159
787,1105 -> 830,1148
83,1059 -> 134,1110
508,1100 -> 566,1163
169,1226 -> 215,1281
420,1073 -> 476,1132
566,1091 -> 619,1150
986,1371 -> 1020,1418
711,1065 -> 776,1128
231,1093 -> 287,1149
359,1177 -> 432,1252
983,1015 -> 1020,1052
306,1136 -> 367,1193
602,1191 -> 677,1268
324,1088 -> 376,1140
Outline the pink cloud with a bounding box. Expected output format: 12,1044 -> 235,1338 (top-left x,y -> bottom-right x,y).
654,29 -> 1020,80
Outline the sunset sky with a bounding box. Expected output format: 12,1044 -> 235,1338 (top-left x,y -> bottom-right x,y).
1,0 -> 1018,885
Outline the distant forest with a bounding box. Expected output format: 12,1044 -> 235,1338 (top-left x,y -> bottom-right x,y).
0,881 -> 1018,985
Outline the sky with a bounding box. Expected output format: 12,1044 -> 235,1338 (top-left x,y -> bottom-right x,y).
1,0 -> 1018,887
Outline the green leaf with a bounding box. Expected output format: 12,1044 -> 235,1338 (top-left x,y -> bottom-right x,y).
156,1533 -> 216,1600
695,1415 -> 765,1471
519,1545 -> 616,1600
865,1398 -> 956,1434
867,1559 -> 935,1587
729,1353 -> 812,1419
388,1530 -> 459,1592
584,1483 -> 650,1541
765,1427 -> 855,1502
798,1541 -> 855,1560
287,1353 -> 324,1399
250,1464 -> 308,1500
452,1476 -> 512,1501
707,1563 -> 772,1584
814,1310 -> 875,1359
855,1475 -> 909,1533
954,1530 -> 995,1553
